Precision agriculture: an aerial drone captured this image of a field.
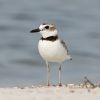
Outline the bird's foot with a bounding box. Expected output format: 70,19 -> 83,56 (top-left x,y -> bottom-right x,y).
59,83 -> 62,87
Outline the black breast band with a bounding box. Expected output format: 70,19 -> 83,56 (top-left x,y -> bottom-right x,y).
41,35 -> 58,42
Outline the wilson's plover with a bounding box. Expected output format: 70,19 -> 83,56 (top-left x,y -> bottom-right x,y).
30,23 -> 72,86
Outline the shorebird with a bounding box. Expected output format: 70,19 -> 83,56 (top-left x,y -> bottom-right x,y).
30,23 -> 72,86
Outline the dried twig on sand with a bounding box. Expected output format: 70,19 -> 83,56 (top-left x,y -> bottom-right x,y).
83,76 -> 96,88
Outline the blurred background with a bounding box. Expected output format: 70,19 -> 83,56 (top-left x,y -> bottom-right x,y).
0,0 -> 100,87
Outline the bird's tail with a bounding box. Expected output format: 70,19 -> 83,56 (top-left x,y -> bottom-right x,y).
67,55 -> 72,60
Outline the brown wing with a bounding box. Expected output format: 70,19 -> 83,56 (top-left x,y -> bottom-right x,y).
60,40 -> 69,54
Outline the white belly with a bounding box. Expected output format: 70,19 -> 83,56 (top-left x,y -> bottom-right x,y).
38,40 -> 69,63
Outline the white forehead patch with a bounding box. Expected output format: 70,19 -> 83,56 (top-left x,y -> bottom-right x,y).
39,24 -> 46,30
39,24 -> 55,30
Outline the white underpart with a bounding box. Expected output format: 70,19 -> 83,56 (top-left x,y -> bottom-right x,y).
38,39 -> 70,63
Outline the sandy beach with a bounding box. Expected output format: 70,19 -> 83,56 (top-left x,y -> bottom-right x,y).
0,85 -> 100,100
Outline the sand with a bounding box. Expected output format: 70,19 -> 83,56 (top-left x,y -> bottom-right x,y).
0,84 -> 100,100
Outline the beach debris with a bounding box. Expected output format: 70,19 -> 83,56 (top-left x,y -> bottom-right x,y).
79,76 -> 96,89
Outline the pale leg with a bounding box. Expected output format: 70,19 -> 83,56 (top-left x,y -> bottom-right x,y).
59,64 -> 62,86
46,61 -> 50,86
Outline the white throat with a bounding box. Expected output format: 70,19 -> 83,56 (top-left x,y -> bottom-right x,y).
40,30 -> 58,38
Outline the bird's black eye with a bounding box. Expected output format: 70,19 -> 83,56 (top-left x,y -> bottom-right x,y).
45,26 -> 49,29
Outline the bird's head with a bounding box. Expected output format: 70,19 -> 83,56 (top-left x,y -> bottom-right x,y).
30,23 -> 58,38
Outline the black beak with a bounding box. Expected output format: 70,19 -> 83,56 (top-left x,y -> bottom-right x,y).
30,28 -> 40,33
